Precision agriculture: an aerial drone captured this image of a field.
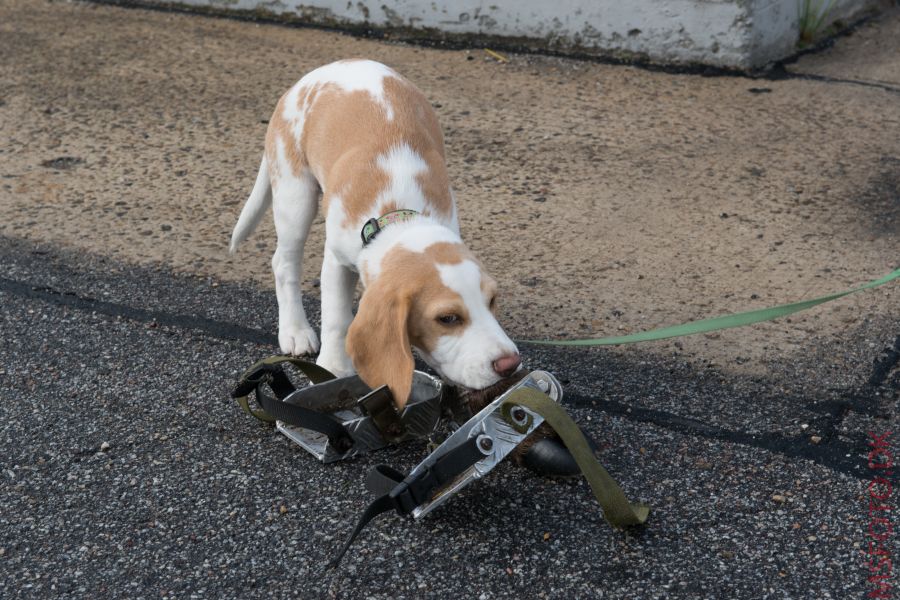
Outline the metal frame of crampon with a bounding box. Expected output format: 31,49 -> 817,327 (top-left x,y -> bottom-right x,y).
231,356 -> 447,463
405,369 -> 562,519
323,370 -> 575,568
232,358 -> 649,570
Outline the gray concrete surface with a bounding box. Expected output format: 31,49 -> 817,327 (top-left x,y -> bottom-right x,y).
3,0 -> 899,378
1,1 -> 899,598
789,6 -> 900,84
126,0 -> 883,68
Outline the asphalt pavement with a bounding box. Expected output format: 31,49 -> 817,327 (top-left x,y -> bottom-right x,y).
1,234 -> 897,599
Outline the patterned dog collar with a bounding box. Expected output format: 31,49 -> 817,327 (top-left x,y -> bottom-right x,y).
360,210 -> 420,245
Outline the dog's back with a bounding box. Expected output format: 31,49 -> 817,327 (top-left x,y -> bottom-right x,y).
265,59 -> 453,225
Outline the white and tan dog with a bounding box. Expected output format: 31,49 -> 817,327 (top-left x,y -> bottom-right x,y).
230,59 -> 520,408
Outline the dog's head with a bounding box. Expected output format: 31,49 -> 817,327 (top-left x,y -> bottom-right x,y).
347,240 -> 520,408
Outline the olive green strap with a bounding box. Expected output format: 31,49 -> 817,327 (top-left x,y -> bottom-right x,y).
503,387 -> 650,527
232,355 -> 336,422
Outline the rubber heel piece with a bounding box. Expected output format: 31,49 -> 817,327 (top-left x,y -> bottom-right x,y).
522,431 -> 600,478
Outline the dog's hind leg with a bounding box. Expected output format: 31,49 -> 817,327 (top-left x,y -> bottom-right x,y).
271,169 -> 320,356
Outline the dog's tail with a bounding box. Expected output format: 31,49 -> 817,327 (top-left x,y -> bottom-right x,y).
229,155 -> 272,254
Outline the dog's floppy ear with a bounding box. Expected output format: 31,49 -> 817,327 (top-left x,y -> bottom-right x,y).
346,279 -> 415,409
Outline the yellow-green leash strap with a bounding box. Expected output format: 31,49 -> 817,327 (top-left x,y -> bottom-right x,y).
523,267 -> 899,346
232,355 -> 336,423
503,387 -> 650,527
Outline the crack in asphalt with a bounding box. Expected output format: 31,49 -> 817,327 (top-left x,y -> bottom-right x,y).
567,392 -> 871,479
0,275 -> 277,346
3,273 -> 893,480
814,335 -> 900,445
767,67 -> 900,95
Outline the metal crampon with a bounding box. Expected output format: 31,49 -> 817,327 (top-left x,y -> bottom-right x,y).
231,356 -> 445,463
277,371 -> 444,463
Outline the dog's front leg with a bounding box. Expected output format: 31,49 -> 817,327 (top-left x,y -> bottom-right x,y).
316,248 -> 358,377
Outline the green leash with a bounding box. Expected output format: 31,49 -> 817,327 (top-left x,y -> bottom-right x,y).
503,387 -> 650,527
523,267 -> 899,346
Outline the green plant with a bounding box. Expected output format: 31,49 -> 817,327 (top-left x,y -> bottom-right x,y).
798,0 -> 837,46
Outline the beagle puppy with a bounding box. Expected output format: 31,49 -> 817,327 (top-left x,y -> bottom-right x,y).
230,59 -> 520,408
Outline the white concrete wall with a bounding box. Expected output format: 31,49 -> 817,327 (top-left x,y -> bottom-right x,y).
139,0 -> 880,68
747,0 -> 881,66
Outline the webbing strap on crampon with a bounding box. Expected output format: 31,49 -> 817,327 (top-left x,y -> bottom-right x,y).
326,387 -> 650,570
325,436 -> 485,570
503,387 -> 650,527
230,355 -> 358,452
231,355 -> 336,422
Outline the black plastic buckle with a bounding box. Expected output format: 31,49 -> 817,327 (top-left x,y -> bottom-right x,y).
231,363 -> 298,404
358,385 -> 407,443
361,217 -> 380,245
230,365 -> 276,399
389,466 -> 439,515
388,481 -> 416,514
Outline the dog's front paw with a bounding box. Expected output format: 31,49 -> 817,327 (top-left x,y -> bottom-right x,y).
278,325 -> 320,356
316,350 -> 355,379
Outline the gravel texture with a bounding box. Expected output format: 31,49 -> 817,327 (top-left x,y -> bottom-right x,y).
1,236 -> 897,599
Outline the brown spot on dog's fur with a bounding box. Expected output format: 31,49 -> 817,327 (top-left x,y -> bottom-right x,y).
421,241 -> 468,266
380,241 -> 472,352
380,200 -> 399,215
264,63 -> 453,226
265,87 -> 313,185
481,274 -> 499,313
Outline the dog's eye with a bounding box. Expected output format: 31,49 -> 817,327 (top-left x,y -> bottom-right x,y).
437,314 -> 462,326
